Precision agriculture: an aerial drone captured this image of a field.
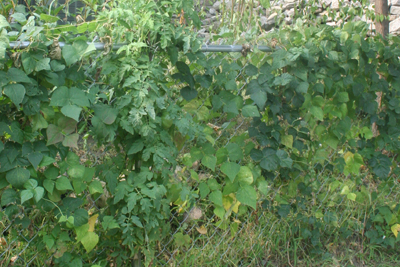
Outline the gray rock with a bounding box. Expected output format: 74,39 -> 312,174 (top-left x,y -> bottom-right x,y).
284,9 -> 294,17
390,17 -> 400,32
321,0 -> 332,6
331,0 -> 339,10
268,12 -> 278,20
284,16 -> 293,24
209,8 -> 216,15
282,2 -> 295,11
391,0 -> 400,6
391,6 -> 400,15
213,1 -> 221,11
260,15 -> 276,31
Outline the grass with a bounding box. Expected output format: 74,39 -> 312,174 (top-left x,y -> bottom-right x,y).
154,164 -> 400,267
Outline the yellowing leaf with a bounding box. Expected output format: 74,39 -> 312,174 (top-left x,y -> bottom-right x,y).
222,195 -> 241,213
391,224 -> 400,238
222,195 -> 234,211
340,185 -> 350,195
281,135 -> 293,148
347,193 -> 357,201
88,214 -> 98,232
231,201 -> 240,213
196,225 -> 207,235
343,151 -> 353,162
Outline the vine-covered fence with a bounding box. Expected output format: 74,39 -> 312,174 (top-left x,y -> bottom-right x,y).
3,36 -> 400,266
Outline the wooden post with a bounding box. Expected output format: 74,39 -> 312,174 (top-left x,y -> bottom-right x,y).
373,0 -> 389,137
375,0 -> 389,38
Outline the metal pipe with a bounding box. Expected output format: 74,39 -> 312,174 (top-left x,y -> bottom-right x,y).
8,41 -> 273,53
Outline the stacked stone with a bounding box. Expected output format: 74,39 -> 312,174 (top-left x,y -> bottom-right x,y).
389,0 -> 400,33
195,0 -> 400,37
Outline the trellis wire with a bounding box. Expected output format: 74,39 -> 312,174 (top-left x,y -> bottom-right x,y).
8,41 -> 274,53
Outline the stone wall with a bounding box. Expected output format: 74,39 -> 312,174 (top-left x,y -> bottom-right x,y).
195,0 -> 400,37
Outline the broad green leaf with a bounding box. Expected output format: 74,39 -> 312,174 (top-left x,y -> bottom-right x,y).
323,211 -> 337,224
24,179 -> 38,189
69,87 -> 90,107
93,104 -> 118,125
63,133 -> 79,149
34,186 -> 44,202
74,209 -> 89,227
127,140 -> 144,155
4,84 -> 25,107
310,106 -> 324,121
226,143 -> 243,161
328,51 -> 338,61
236,185 -> 257,209
43,179 -> 55,194
22,54 -> 36,74
296,82 -> 309,93
27,152 -> 44,169
242,105 -> 260,117
62,45 -> 80,66
281,135 -> 293,148
8,68 -> 31,83
131,216 -> 143,228
40,14 -> 59,22
250,149 -> 263,162
199,182 -> 210,199
39,156 -> 56,167
6,168 -> 30,188
89,180 -> 103,194
80,232 -> 99,252
336,92 -> 349,102
276,150 -> 293,168
378,206 -> 393,225
32,113 -> 48,131
209,190 -> 223,206
46,124 -> 63,145
216,147 -> 228,164
246,80 -> 267,109
21,190 -> 34,204
181,86 -> 198,101
61,105 -> 82,122
360,127 -> 373,140
202,155 -> 217,171
0,15 -> 10,30
258,180 -> 269,195
278,204 -> 291,218
102,216 -> 120,230
56,176 -> 73,191
50,60 -> 65,72
174,232 -> 191,247
58,116 -> 77,134
43,235 -> 55,249
344,152 -> 364,175
245,64 -> 258,76
221,162 -> 240,182
35,58 -> 51,72
68,165 -> 85,179
326,135 -> 339,149
1,188 -> 18,206
237,166 -> 253,185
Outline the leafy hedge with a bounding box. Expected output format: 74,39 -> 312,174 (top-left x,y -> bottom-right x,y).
1,0 -> 400,265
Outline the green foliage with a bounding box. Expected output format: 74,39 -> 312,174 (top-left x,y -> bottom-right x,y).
1,0 -> 400,265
